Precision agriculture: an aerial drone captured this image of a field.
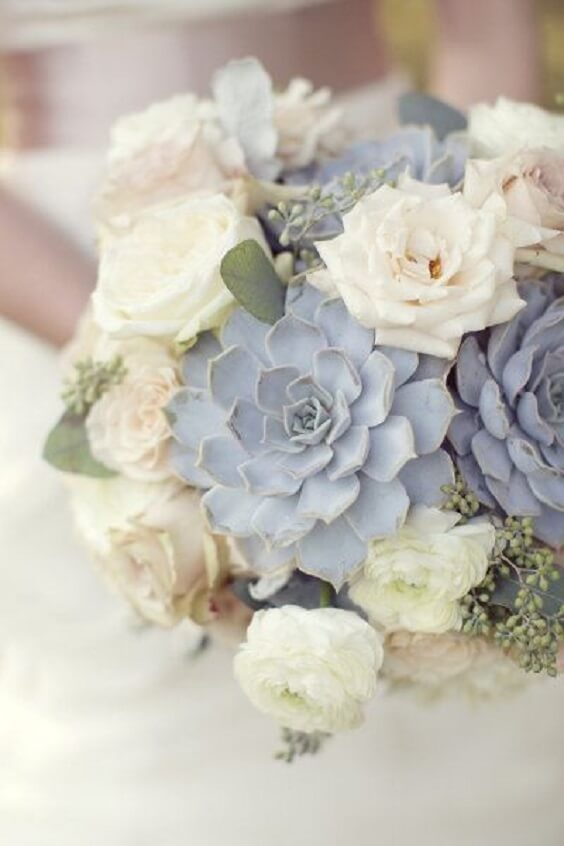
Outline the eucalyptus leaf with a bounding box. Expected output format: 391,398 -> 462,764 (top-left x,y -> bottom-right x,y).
43,411 -> 117,478
398,92 -> 467,140
220,239 -> 285,324
492,573 -> 564,617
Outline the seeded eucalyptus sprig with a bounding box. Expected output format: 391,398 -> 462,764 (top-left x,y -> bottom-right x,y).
62,355 -> 127,416
275,728 -> 331,764
441,476 -> 564,677
267,168 -> 389,257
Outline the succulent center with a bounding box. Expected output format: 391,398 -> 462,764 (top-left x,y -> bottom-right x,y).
291,396 -> 330,435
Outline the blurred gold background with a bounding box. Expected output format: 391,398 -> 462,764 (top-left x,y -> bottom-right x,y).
383,0 -> 564,106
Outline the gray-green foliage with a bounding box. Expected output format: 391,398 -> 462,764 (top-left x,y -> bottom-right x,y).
62,355 -> 127,416
442,475 -> 564,678
220,239 -> 285,324
268,169 -> 387,259
43,411 -> 117,477
275,728 -> 330,764
44,355 -> 126,477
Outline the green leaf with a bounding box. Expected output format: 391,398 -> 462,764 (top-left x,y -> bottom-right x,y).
398,92 -> 467,140
220,239 -> 285,324
43,411 -> 117,478
492,573 -> 564,617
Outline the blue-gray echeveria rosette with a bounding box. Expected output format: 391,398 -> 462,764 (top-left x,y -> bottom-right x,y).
168,284 -> 456,588
448,275 -> 564,548
287,126 -> 467,189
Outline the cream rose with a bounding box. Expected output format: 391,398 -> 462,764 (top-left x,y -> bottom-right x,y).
349,507 -> 495,634
464,151 -> 564,271
97,94 -> 247,222
309,176 -> 528,358
234,606 -> 383,733
93,193 -> 268,343
383,630 -> 523,700
69,475 -> 226,627
468,97 -> 564,158
86,341 -> 178,481
274,78 -> 345,170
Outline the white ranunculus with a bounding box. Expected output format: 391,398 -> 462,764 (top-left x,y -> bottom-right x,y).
468,97 -> 564,158
97,94 -> 247,222
234,606 -> 383,733
86,341 -> 179,481
93,193 -> 268,343
464,151 -> 564,271
308,176 -> 530,358
274,78 -> 345,169
349,507 -> 495,634
69,475 -> 226,626
383,630 -> 523,700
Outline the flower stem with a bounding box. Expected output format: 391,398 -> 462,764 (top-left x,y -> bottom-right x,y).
319,581 -> 333,608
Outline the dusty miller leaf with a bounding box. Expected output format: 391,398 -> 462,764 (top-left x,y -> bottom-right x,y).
43,411 -> 117,478
220,239 -> 285,324
398,92 -> 467,139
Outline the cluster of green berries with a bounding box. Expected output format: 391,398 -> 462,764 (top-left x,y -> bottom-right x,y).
62,355 -> 127,416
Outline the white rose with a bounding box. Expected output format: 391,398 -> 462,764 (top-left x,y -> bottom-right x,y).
274,78 -> 345,169
468,97 -> 564,158
464,151 -> 564,271
308,176 -> 528,358
86,341 -> 178,481
97,94 -> 247,222
349,507 -> 495,634
383,630 -> 523,700
69,475 -> 225,626
93,193 -> 268,343
234,606 -> 383,733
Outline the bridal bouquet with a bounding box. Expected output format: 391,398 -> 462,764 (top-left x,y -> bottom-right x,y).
44,59 -> 564,759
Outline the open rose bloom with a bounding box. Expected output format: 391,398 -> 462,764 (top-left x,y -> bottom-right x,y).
45,60 -> 564,752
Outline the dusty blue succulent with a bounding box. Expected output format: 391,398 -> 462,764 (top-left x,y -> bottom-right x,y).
168,285 -> 455,588
288,126 -> 467,189
449,276 -> 564,548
